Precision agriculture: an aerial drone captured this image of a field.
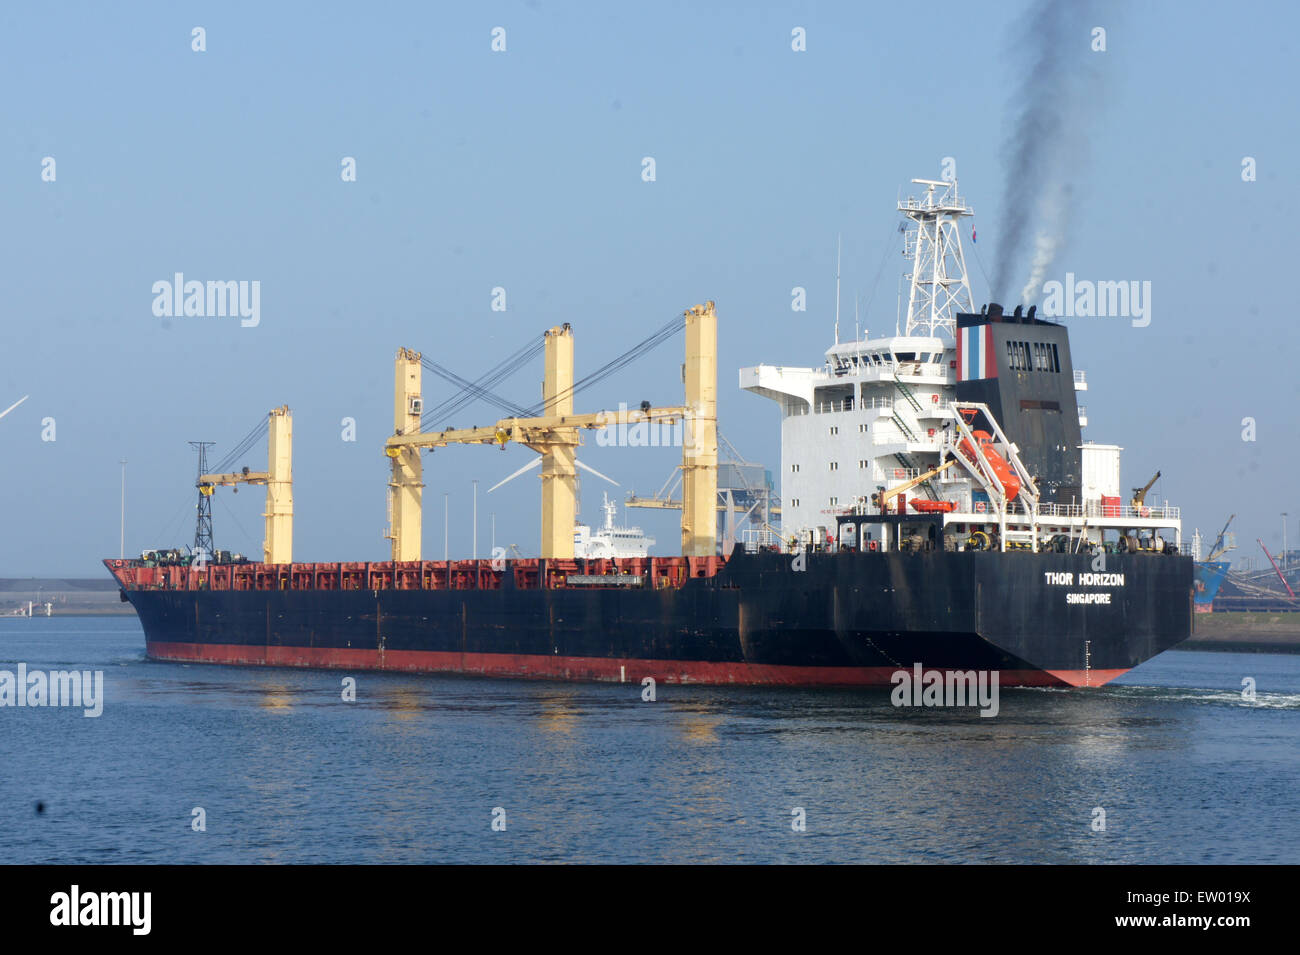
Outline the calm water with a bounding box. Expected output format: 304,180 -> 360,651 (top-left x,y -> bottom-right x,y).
1,616 -> 1297,864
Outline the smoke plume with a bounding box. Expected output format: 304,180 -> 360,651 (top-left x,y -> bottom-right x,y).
992,0 -> 1108,306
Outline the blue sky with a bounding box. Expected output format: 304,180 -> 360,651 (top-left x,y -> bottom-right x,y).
1,0 -> 1295,575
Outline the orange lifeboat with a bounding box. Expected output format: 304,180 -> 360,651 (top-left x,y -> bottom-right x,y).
959,430 -> 1021,500
911,500 -> 957,513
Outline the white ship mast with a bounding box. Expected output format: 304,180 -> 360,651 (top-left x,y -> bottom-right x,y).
899,178 -> 974,338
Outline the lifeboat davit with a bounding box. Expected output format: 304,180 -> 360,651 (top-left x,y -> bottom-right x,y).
911,500 -> 957,513
959,430 -> 1021,500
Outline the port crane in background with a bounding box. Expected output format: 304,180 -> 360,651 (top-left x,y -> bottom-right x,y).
1204,514 -> 1237,562
385,303 -> 718,561
624,431 -> 783,548
1257,539 -> 1296,598
195,405 -> 294,564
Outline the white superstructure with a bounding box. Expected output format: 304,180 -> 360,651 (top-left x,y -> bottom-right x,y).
741,334 -> 957,544
740,177 -> 1182,556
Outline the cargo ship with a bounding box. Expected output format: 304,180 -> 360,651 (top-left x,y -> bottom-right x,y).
1194,562 -> 1231,612
106,177 -> 1192,688
1190,517 -> 1235,612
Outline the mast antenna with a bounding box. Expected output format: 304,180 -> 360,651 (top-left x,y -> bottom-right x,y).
899,177 -> 974,338
834,233 -> 842,345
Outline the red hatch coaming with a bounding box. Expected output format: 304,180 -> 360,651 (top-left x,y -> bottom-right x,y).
104,554 -> 727,594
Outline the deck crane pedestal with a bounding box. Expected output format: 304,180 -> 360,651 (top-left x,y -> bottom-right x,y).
197,405 -> 293,564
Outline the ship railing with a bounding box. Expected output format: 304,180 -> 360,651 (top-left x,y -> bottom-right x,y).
815,395 -> 900,414
741,528 -> 781,553
1074,370 -> 1087,386
815,398 -> 856,413
874,432 -> 942,448
1096,502 -> 1180,521
810,395 -> 899,413
1034,501 -> 1182,521
1036,503 -> 1085,518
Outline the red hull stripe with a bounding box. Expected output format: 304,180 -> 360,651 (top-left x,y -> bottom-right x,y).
145,641 -> 1129,689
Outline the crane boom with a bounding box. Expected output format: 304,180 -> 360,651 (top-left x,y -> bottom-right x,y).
1131,470 -> 1161,508
384,406 -> 689,452
878,459 -> 957,511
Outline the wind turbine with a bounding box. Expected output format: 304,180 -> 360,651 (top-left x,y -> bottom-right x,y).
488,455 -> 623,553
488,455 -> 620,495
489,454 -> 621,524
0,395 -> 29,421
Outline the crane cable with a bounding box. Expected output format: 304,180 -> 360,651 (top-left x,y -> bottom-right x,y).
419,336 -> 542,428
413,310 -> 685,432
524,313 -> 684,416
208,416 -> 270,477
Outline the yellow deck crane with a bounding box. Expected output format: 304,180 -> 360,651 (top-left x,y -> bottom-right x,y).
1131,470 -> 1161,510
873,459 -> 958,513
198,405 -> 293,564
384,302 -> 718,560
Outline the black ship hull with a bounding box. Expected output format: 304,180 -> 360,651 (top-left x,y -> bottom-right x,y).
114,549 -> 1193,688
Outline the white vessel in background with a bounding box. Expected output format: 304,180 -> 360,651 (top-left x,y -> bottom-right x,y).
574,493 -> 655,559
